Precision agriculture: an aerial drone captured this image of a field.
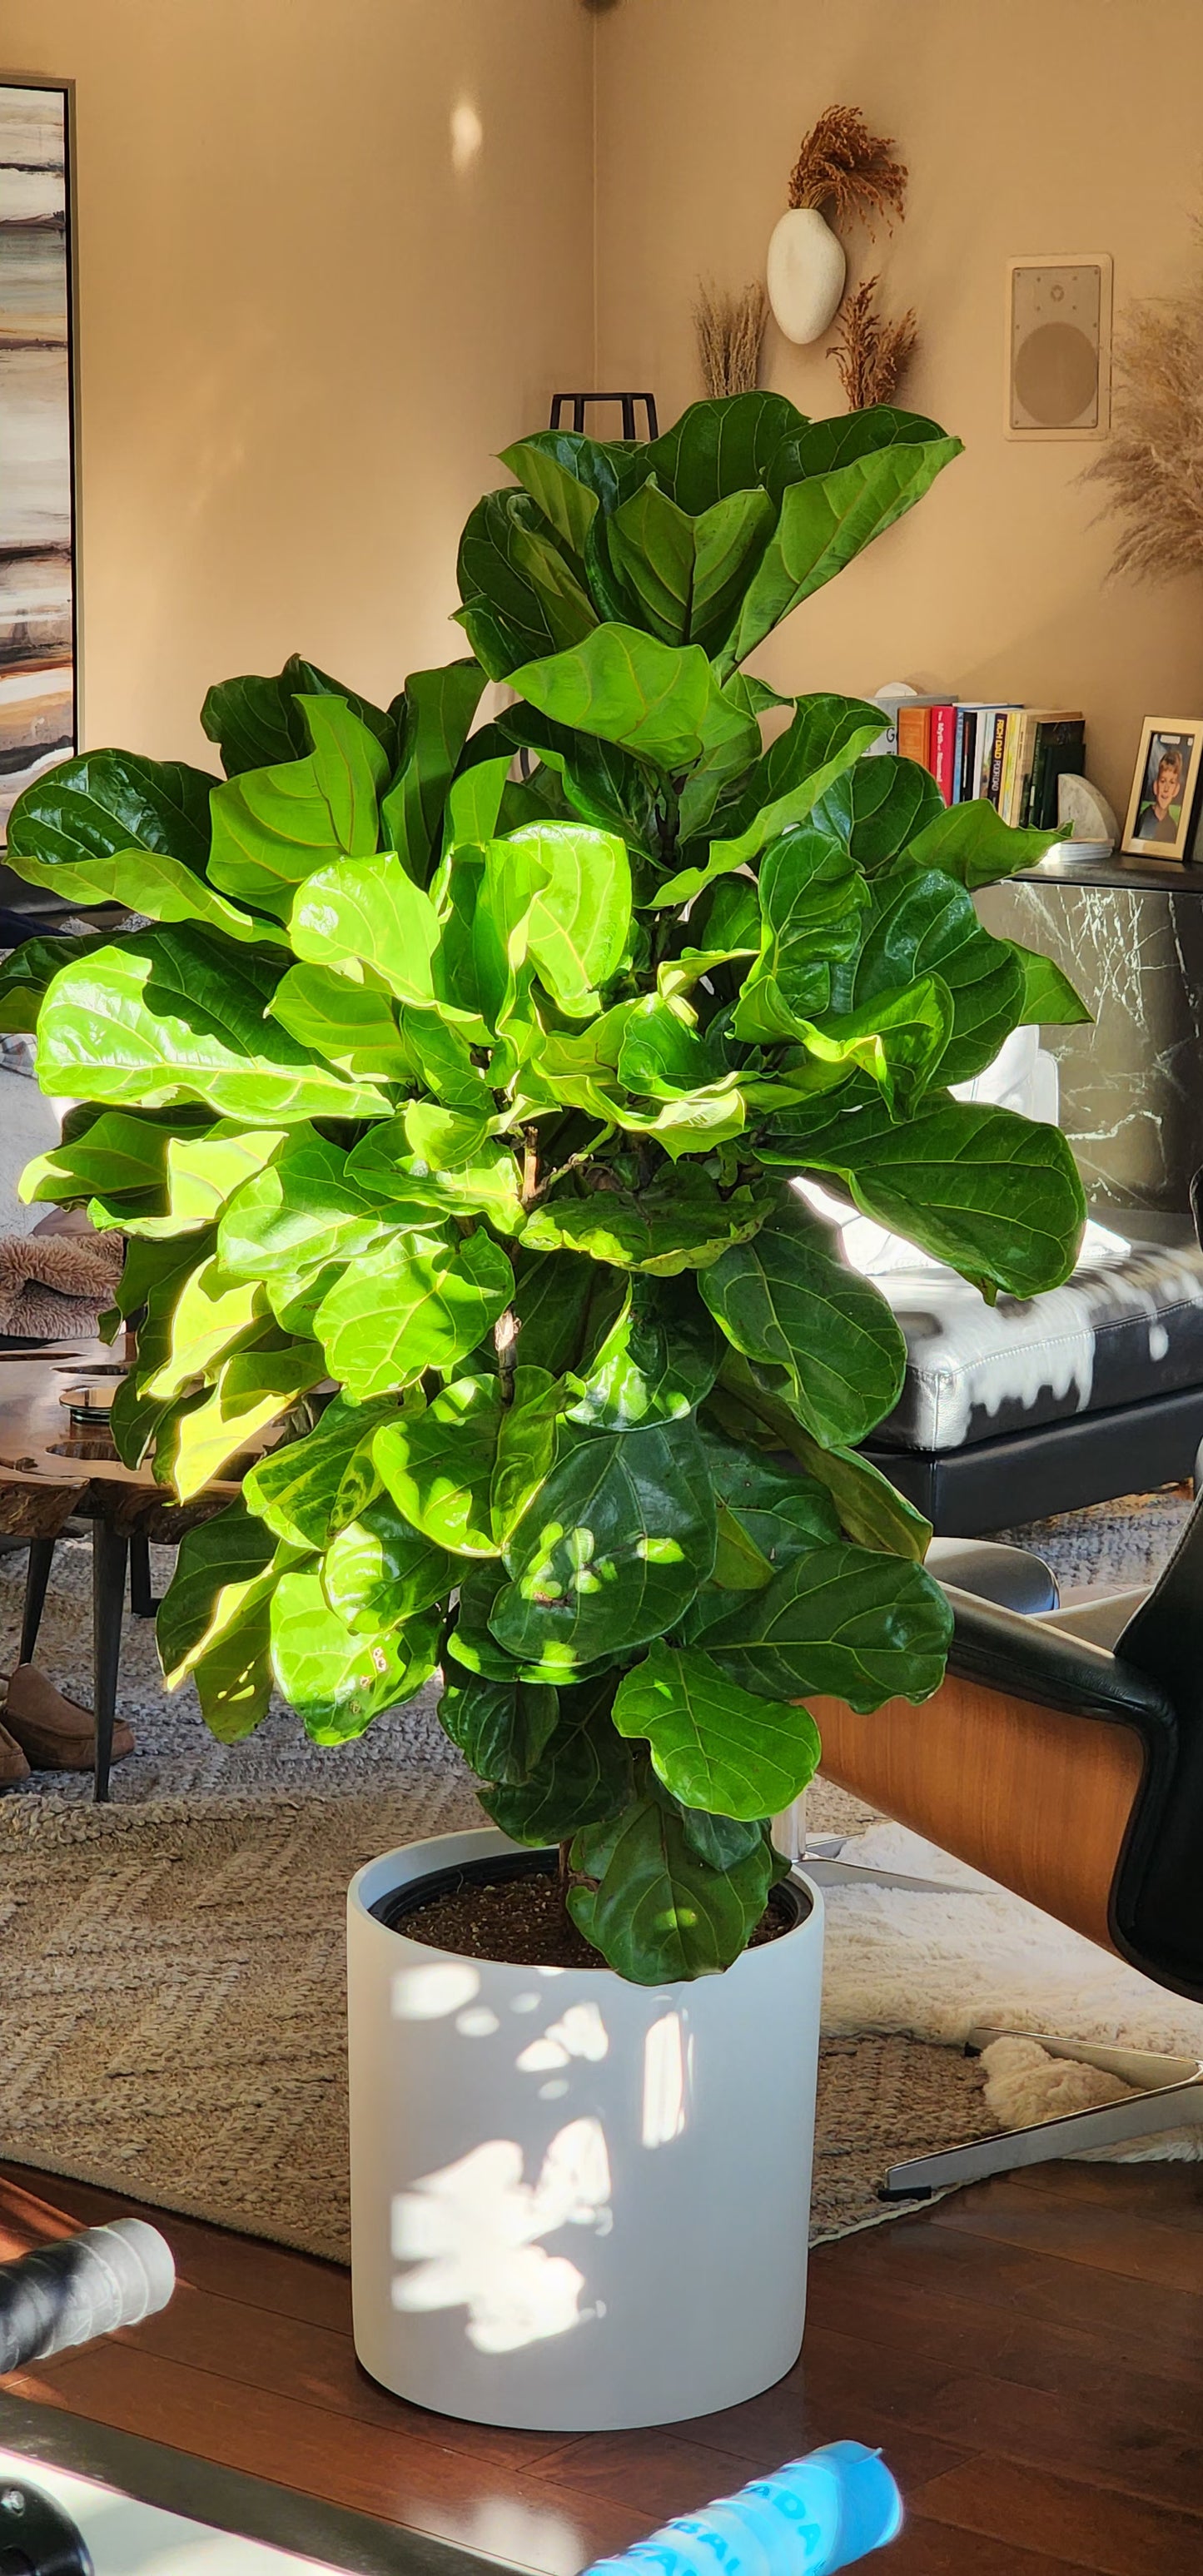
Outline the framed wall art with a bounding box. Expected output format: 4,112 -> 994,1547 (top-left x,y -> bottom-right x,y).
0,77 -> 76,844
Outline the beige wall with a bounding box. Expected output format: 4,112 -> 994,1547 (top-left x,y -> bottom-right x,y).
2,0 -> 594,765
594,0 -> 1203,820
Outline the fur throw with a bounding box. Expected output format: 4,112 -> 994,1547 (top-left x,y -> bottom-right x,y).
0,1230 -> 124,1341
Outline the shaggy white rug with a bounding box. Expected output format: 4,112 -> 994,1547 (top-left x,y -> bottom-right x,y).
821,1818 -> 1203,2160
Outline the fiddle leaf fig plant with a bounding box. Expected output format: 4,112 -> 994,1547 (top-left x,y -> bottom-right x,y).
1,395 -> 1089,1983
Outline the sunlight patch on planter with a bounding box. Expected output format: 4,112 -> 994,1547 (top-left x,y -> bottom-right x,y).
391,1961 -> 480,2020
642,2010 -> 688,2147
390,2121 -> 612,2352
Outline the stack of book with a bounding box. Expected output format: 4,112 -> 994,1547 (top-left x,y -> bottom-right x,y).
893,700 -> 1086,828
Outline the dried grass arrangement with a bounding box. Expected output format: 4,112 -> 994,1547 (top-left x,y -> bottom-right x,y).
1085,243 -> 1203,580
788,106 -> 908,231
828,276 -> 918,411
694,279 -> 768,398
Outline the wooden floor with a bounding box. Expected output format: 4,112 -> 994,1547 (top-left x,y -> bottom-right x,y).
3,2155 -> 1203,2574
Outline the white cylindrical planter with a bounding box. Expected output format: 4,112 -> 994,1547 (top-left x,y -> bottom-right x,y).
347,1826 -> 823,2432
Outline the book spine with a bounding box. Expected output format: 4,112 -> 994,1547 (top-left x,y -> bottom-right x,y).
970,709 -> 992,803
999,713 -> 1023,824
1017,716 -> 1039,828
897,704 -> 932,769
932,704 -> 957,803
958,709 -> 978,803
986,709 -> 1009,807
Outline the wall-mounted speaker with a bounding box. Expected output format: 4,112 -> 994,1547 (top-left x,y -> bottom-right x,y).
1006,255 -> 1112,440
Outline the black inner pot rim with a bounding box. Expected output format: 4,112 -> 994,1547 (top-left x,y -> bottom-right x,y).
370,1846 -> 812,1947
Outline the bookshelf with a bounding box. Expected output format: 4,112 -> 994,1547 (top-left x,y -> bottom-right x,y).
1017,848 -> 1203,896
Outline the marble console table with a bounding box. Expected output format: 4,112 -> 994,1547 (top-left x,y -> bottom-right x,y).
978,851 -> 1203,1216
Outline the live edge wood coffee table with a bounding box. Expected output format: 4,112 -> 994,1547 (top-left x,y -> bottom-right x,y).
0,1345 -> 237,1801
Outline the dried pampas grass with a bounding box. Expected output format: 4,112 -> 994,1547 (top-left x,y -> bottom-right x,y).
828,277 -> 918,410
788,105 -> 907,232
694,278 -> 768,397
1085,238 -> 1203,581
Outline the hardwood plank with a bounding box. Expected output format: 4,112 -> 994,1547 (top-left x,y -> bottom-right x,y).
885,2517 -> 1089,2576
812,2206 -> 1203,2360
12,2343 -> 646,2574
534,2419 -> 973,2513
807,2253 -> 1203,2398
932,2175 -> 1203,2295
1011,2161 -> 1203,2227
915,2455 -> 1203,2576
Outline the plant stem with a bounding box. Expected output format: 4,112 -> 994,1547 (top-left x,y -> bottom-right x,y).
494,1306 -> 518,1405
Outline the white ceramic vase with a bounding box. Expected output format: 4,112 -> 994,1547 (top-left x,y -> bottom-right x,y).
347,1825 -> 824,2432
766,206 -> 847,345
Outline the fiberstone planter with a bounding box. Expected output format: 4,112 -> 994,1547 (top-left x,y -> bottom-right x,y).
348,1828 -> 823,2432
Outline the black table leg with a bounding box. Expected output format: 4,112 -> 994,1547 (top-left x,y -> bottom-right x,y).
128,1533 -> 157,1619
92,1520 -> 128,1804
19,1535 -> 56,1668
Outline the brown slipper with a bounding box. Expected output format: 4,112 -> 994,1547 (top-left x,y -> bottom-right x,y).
2,1664 -> 136,1772
0,1720 -> 31,1786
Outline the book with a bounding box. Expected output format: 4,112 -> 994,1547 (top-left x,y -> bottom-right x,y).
985,709 -> 1011,808
930,703 -> 958,803
956,708 -> 977,803
1012,710 -> 1083,826
1028,716 -> 1086,829
897,703 -> 932,768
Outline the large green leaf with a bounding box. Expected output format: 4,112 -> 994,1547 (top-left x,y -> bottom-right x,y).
853,867 -> 1027,1085
606,480 -> 777,654
217,1126 -> 399,1290
157,1501 -> 280,1688
663,694 -> 886,900
0,935 -> 116,1033
243,1392 -> 397,1549
640,391 -> 806,513
379,659 -> 487,883
809,753 -> 943,875
456,489 -> 599,679
266,962 -> 412,1082
510,625 -> 759,774
758,1094 -> 1086,1299
765,406 -> 949,490
438,1670 -> 559,1787
480,1675 -> 634,1841
167,1338 -> 326,1501
564,1276 -> 720,1430
346,1115 -> 524,1235
500,430 -> 620,554
523,1167 -> 770,1276
1011,945 -> 1093,1029
7,843 -> 284,947
700,1197 -> 905,1446
145,1257 -> 266,1400
731,823 -> 869,1038
290,855 -> 440,1004
316,1227 -> 514,1400
322,1494 -> 452,1634
270,1569 -> 438,1742
705,1349 -> 931,1560
21,1107 -> 176,1209
207,699 -> 387,917
34,928 -> 390,1123
703,1544 -> 952,1711
789,974 -> 957,1118
613,1642 -> 821,1818
373,1374 -> 504,1556
490,1416 -> 716,1665
569,1787 -> 778,1982
7,748 -> 213,878
510,1251 -> 626,1375
201,657 -> 398,778
907,798 -> 1060,890
724,433 -> 963,671
508,821 -> 632,1016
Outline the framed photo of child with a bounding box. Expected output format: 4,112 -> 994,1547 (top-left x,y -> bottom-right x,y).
1121,719 -> 1203,860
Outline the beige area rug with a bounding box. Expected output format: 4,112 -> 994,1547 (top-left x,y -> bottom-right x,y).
0,1785 -> 1001,2260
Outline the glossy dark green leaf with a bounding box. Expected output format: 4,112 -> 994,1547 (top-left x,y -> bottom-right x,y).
906,798 -> 1060,890
523,1167 -> 770,1276
705,1349 -> 932,1560
321,1495 -> 451,1633
500,431 -> 617,554
456,489 -> 598,679
480,1673 -> 634,1841
700,1423 -> 842,1563
764,406 -> 950,490
853,867 -> 1026,1084
703,1544 -> 952,1712
490,1368 -> 561,1544
201,657 -> 398,778
206,699 -> 388,918
316,1227 -> 513,1401
731,823 -> 869,1039
613,1641 -> 821,1818
379,659 -> 487,883
569,1787 -> 777,1982
606,480 -> 777,654
7,748 -> 213,878
510,626 -> 759,775
793,973 -> 957,1116
0,934 -> 116,1033
510,1251 -> 627,1376
564,1276 -> 720,1430
270,1570 -> 438,1742
243,1392 -> 396,1550
640,391 -> 806,513
672,694 -> 886,896
373,1374 -> 504,1557
700,1197 -> 905,1446
497,702 -> 659,860
438,1670 -> 559,1786
491,1415 -> 716,1665
1011,944 -> 1092,1028
725,432 -> 963,670
34,928 -> 390,1124
157,1500 -> 281,1688
758,1093 -> 1086,1299
808,753 -> 944,876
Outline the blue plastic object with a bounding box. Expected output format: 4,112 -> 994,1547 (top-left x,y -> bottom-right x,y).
585,2442 -> 902,2576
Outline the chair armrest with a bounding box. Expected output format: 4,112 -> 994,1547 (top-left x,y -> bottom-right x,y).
943,1584 -> 1177,1742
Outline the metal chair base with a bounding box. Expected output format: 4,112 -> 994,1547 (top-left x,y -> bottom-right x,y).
881,2025 -> 1203,2199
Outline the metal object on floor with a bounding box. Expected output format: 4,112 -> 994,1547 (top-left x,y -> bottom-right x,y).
801,1833 -> 976,1897
881,2024 -> 1203,2199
